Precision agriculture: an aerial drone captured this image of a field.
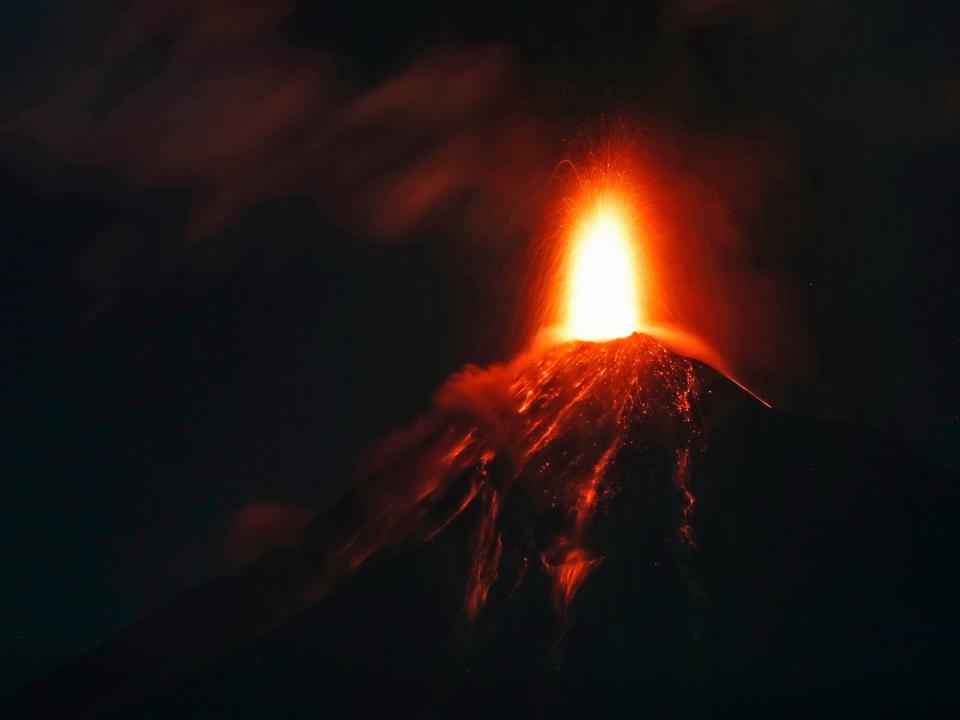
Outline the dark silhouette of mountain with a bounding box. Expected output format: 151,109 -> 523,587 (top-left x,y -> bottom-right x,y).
6,360 -> 958,718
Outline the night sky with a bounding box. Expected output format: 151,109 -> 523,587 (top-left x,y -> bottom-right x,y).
3,0 -> 958,700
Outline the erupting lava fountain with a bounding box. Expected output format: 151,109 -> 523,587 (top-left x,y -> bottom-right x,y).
311,147 -> 756,621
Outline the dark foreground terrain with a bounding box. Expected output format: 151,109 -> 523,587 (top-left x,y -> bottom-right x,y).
7,362 -> 958,718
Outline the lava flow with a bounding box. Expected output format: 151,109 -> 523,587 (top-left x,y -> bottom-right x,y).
312,150 -> 711,621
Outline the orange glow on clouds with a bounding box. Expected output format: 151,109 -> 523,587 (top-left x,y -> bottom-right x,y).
563,198 -> 642,342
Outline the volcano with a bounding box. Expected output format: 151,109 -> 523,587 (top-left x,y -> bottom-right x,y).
7,144 -> 960,718
6,331 -> 959,719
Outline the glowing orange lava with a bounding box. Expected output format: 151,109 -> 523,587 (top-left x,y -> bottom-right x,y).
563,199 -> 642,342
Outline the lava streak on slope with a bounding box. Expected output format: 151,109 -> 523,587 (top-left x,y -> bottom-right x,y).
313,332 -> 700,620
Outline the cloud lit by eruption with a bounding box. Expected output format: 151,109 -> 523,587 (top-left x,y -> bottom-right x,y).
15,0 -> 546,243
225,502 -> 312,570
9,0 -> 803,405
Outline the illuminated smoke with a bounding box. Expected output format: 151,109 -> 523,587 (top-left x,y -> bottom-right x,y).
15,0 -> 546,243
11,2 -> 801,402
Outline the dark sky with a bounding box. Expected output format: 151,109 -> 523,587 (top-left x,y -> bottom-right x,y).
2,0 -> 958,699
